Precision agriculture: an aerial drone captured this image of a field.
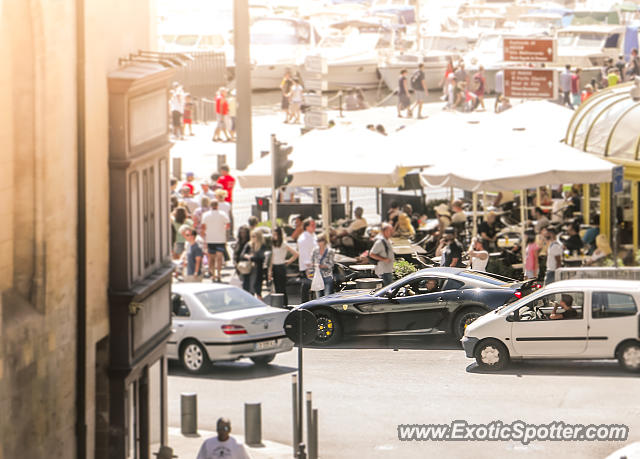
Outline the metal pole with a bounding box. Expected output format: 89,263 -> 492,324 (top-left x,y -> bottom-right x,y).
321,185 -> 331,236
306,392 -> 313,459
472,191 -> 478,239
346,186 -> 351,219
291,374 -> 299,456
297,311 -> 306,459
270,134 -> 278,229
415,0 -> 421,52
612,184 -> 618,267
520,190 -> 527,279
234,0 -> 253,170
244,403 -> 262,446
311,409 -> 318,459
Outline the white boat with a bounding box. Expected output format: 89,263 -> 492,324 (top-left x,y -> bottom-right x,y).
378,33 -> 469,91
249,17 -> 320,90
551,24 -> 638,85
514,12 -> 565,36
302,19 -> 397,91
456,13 -> 509,44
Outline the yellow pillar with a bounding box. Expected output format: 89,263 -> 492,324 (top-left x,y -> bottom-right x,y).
600,182 -> 610,241
582,184 -> 590,225
633,181 -> 638,253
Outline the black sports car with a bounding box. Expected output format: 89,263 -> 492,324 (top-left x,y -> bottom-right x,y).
299,268 -> 539,345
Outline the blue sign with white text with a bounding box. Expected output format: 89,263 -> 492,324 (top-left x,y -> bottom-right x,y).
613,166 -> 624,193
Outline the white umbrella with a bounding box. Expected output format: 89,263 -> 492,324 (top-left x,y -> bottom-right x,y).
237,126 -> 403,188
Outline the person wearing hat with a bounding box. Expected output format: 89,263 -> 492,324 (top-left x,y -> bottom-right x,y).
153,445 -> 177,459
436,227 -> 463,268
197,417 -> 250,459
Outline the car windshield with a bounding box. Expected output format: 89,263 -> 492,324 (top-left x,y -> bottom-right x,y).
458,271 -> 511,287
195,288 -> 265,314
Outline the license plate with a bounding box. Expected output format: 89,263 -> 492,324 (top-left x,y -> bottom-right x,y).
255,339 -> 277,351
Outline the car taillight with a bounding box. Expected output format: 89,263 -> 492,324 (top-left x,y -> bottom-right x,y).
221,324 -> 247,335
535,284 -> 542,289
514,291 -> 523,299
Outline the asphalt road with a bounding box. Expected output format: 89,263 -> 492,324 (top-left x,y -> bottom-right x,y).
168,335 -> 640,459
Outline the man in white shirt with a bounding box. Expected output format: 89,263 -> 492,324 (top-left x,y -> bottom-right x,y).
196,418 -> 250,459
297,218 -> 317,303
201,200 -> 230,282
544,227 -> 563,285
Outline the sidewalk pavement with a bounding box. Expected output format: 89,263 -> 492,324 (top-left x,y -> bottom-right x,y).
168,427 -> 293,459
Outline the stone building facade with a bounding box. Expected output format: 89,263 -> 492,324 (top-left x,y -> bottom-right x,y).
0,1 -> 169,458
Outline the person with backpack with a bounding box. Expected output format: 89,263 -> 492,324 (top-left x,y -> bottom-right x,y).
410,63 -> 429,119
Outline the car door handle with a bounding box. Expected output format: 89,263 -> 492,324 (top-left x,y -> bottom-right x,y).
437,297 -> 444,302
178,324 -> 184,327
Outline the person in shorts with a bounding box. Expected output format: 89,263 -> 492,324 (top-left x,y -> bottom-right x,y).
201,200 -> 230,282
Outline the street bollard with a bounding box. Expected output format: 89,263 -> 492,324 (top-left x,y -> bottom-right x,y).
306,392 -> 313,459
270,293 -> 285,308
291,374 -> 299,456
172,157 -> 182,182
310,408 -> 318,459
180,393 -> 197,435
244,402 -> 262,446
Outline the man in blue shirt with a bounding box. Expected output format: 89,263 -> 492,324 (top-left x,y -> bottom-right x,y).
183,227 -> 203,282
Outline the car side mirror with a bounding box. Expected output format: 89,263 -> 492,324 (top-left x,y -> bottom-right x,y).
506,312 -> 516,322
177,305 -> 190,317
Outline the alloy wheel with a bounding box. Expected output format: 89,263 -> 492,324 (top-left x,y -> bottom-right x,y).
183,343 -> 204,371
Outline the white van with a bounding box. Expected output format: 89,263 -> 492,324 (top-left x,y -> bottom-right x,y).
462,279 -> 640,372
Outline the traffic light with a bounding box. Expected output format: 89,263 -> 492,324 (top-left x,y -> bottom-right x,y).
273,139 -> 293,189
256,196 -> 270,211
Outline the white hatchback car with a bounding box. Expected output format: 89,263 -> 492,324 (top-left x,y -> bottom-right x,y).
169,283 -> 294,374
462,279 -> 640,372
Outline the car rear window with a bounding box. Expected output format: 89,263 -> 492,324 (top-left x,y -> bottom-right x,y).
195,288 -> 265,314
458,271 -> 510,287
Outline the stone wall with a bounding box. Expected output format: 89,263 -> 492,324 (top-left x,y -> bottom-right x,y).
0,0 -> 152,458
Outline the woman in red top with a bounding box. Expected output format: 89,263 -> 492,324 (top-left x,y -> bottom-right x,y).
441,57 -> 455,94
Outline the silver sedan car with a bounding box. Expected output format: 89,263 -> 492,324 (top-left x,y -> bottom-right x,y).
169,283 -> 294,374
